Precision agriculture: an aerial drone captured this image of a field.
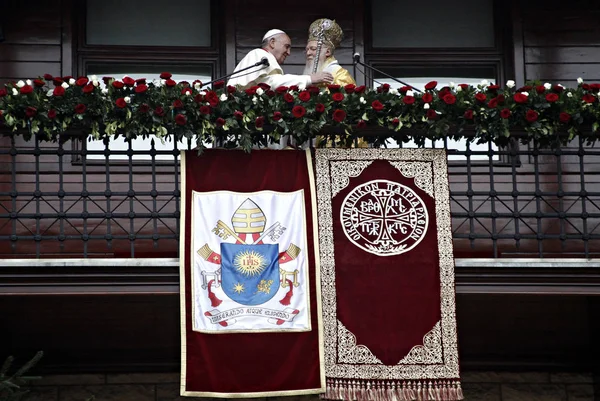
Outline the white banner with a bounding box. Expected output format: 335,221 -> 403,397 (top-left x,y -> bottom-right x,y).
191,190 -> 311,333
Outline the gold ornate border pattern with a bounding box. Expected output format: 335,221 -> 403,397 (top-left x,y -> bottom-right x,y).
315,148 -> 459,381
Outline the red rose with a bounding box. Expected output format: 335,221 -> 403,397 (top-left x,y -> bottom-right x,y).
160,72 -> 172,80
424,81 -> 438,90
165,79 -> 176,87
372,100 -> 384,111
488,84 -> 500,91
53,86 -> 65,96
525,109 -> 538,122
458,84 -> 469,90
513,93 -> 528,104
545,93 -> 559,102
272,111 -> 282,121
135,84 -> 148,94
354,85 -> 366,94
75,77 -> 88,87
234,111 -> 244,120
378,83 -> 390,93
292,105 -> 306,118
517,85 -> 533,92
33,79 -> 45,87
403,95 -> 415,105
500,108 -> 511,119
553,85 -> 564,92
583,94 -> 597,103
245,87 -> 257,96
173,99 -> 184,109
0,89 -> 7,97
227,85 -> 237,94
344,84 -> 356,94
315,103 -> 325,113
135,78 -> 146,85
426,109 -> 437,120
112,81 -> 124,89
74,103 -> 86,114
332,109 -> 346,122
181,88 -> 192,96
422,93 -> 433,103
25,106 -> 37,118
216,117 -> 225,127
475,93 -> 487,102
115,98 -> 127,108
284,93 -> 295,103
43,74 -> 54,81
357,120 -> 367,128
496,94 -> 506,103
255,116 -> 265,128
298,91 -> 311,102
488,98 -> 499,108
154,107 -> 165,116
464,109 -> 474,120
205,91 -> 220,107
306,85 -> 320,94
399,86 -> 410,93
266,90 -> 275,97
53,78 -> 64,86
257,82 -> 271,90
276,86 -> 289,94
199,105 -> 211,115
332,93 -> 345,102
82,84 -> 95,94
48,109 -> 57,119
101,77 -> 112,85
443,94 -> 456,104
175,114 -> 187,126
193,94 -> 204,103
438,88 -> 450,100
535,85 -> 545,94
327,84 -> 341,91
392,118 -> 400,127
213,80 -> 225,89
289,85 -> 299,91
559,112 -> 571,123
139,103 -> 150,113
20,85 -> 33,94
591,84 -> 600,90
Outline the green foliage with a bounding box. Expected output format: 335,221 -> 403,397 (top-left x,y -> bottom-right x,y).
1,74 -> 600,151
0,351 -> 43,401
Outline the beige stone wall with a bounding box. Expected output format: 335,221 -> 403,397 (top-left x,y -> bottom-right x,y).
22,371 -> 596,401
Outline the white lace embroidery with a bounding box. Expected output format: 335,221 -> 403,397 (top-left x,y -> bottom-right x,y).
315,148 -> 459,381
330,161 -> 374,198
389,161 -> 434,198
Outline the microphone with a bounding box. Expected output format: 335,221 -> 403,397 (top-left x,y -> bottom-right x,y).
200,58 -> 269,88
255,57 -> 270,67
353,52 -> 421,93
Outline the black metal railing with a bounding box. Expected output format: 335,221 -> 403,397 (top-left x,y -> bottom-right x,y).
1,131 -> 599,258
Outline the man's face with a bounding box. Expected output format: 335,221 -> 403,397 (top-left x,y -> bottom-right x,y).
268,34 -> 292,64
304,41 -> 331,74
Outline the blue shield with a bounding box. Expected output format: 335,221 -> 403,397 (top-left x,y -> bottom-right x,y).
221,243 -> 280,305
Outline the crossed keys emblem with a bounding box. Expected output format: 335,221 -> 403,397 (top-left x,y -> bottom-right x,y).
212,219 -> 286,244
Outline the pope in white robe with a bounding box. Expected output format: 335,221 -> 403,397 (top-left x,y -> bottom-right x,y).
228,29 -> 333,90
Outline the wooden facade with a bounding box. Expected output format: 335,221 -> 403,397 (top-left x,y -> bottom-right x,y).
1,0 -> 600,385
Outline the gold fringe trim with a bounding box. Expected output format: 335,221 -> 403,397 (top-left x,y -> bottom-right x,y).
322,379 -> 463,401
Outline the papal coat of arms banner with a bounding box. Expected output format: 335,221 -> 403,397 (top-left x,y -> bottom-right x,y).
315,148 -> 463,401
180,149 -> 324,397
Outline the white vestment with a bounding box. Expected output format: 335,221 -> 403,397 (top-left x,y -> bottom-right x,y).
227,49 -> 312,90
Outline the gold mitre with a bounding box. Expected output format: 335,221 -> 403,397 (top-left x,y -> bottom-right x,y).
308,18 -> 343,50
231,198 -> 266,234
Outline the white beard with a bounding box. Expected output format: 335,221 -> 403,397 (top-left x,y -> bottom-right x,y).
303,53 -> 328,75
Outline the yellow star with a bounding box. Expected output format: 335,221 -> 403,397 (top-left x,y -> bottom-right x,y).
233,282 -> 245,294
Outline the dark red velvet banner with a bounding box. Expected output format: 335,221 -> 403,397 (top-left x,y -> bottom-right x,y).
315,149 -> 462,401
180,149 -> 324,397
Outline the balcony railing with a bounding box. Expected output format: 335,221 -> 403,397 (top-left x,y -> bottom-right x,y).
1,130 -> 600,259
